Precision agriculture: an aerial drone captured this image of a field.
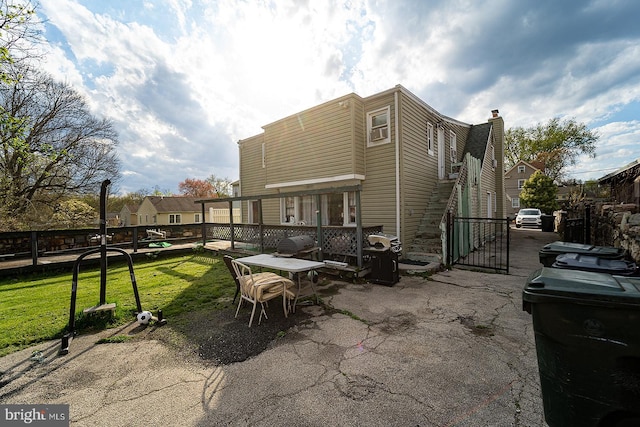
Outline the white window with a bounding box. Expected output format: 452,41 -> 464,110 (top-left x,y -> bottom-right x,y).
449,131 -> 457,162
493,191 -> 497,213
518,179 -> 526,189
367,106 -> 391,146
298,195 -> 317,225
261,143 -> 266,168
280,192 -> 357,226
281,196 -> 296,223
169,214 -> 181,224
518,165 -> 525,173
512,198 -> 520,208
427,122 -> 434,155
346,192 -> 357,225
194,213 -> 201,223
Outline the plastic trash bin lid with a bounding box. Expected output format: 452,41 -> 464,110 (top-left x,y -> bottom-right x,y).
552,253 -> 638,275
523,267 -> 640,307
539,241 -> 625,257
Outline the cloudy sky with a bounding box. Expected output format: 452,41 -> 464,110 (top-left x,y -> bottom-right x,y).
34,0 -> 640,194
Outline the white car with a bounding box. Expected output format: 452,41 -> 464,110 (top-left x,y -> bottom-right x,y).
515,208 -> 542,228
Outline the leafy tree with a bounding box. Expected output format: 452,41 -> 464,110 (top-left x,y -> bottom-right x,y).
0,0 -> 39,84
520,171 -> 559,214
505,117 -> 598,181
178,178 -> 216,197
0,0 -> 38,230
0,65 -> 120,229
206,174 -> 232,197
51,199 -> 97,229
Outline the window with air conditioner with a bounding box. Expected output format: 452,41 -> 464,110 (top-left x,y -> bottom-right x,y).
367,106 -> 391,146
518,179 -> 526,189
518,165 -> 525,173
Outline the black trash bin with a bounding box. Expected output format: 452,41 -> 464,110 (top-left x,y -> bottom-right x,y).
523,268 -> 640,426
541,214 -> 555,232
552,253 -> 639,276
539,241 -> 628,267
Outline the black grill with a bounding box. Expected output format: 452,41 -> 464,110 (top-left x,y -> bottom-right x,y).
276,235 -> 316,256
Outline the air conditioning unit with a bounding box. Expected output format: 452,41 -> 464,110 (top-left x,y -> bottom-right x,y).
370,127 -> 388,141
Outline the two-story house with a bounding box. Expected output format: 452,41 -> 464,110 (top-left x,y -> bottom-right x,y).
505,160 -> 545,217
234,85 -> 506,264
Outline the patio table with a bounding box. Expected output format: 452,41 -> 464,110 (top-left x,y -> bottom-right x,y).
235,254 -> 325,310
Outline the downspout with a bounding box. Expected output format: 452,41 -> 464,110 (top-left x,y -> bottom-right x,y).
394,91 -> 401,239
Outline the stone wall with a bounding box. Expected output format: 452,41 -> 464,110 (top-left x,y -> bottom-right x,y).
599,203 -> 640,263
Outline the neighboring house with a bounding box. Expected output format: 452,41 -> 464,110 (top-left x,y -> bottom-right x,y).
119,204 -> 139,226
106,212 -> 121,227
136,196 -> 238,226
504,160 -> 545,216
599,158 -> 640,205
236,84 -> 506,261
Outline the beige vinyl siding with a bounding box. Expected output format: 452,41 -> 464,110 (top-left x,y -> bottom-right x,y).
263,95 -> 362,185
137,198 -> 157,226
395,90 -> 473,244
397,92 -> 439,244
489,117 -> 506,218
238,134 -> 269,223
480,150 -> 497,217
360,93 -> 397,235
447,122 -> 470,172
352,100 -> 366,176
505,160 -> 539,216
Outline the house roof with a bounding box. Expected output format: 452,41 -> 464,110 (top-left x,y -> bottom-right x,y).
505,159 -> 545,175
462,122 -> 493,161
146,196 -> 229,212
123,204 -> 139,213
146,196 -> 202,212
598,158 -> 640,183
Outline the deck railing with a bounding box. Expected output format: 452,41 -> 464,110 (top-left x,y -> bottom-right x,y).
0,223 -> 383,268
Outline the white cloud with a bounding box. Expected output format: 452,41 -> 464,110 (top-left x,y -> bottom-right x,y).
33,0 -> 640,192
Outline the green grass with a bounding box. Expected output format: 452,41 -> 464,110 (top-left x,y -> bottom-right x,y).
0,252 -> 236,357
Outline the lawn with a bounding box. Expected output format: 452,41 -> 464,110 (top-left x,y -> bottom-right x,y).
0,251 -> 237,357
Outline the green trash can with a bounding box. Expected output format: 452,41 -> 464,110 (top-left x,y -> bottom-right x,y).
539,241 -> 628,267
523,268 -> 640,426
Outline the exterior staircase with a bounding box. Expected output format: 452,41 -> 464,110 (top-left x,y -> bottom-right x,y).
404,179 -> 456,266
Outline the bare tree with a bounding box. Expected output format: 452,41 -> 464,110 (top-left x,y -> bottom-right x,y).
0,65 -> 120,227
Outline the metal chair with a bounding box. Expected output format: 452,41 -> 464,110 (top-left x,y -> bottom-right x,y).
223,255 -> 241,304
231,259 -> 295,327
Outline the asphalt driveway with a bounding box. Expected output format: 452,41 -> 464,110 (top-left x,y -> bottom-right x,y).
0,227 -> 555,426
